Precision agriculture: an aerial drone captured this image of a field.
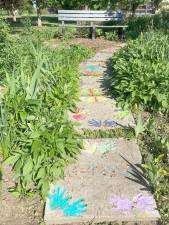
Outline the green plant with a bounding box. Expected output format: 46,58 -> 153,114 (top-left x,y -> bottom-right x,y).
96,28 -> 104,37
20,17 -> 32,34
83,128 -> 135,139
111,32 -> 169,113
143,154 -> 168,194
137,114 -> 169,224
105,31 -> 118,41
134,113 -> 149,138
0,18 -> 10,43
126,11 -> 169,39
0,39 -> 93,199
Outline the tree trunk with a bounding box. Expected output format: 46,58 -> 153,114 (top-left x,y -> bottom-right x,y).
37,7 -> 42,26
11,4 -> 17,22
85,5 -> 89,10
131,4 -> 138,17
36,0 -> 42,27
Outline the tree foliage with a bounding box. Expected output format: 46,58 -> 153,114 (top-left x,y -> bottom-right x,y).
151,0 -> 163,10
118,0 -> 148,15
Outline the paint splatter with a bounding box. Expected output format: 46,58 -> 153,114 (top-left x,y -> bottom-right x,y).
72,114 -> 86,121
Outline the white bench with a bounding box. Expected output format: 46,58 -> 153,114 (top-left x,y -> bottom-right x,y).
58,10 -> 128,40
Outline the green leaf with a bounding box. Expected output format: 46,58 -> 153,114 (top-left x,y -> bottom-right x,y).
36,167 -> 46,179
135,114 -> 145,138
3,154 -> 20,166
41,180 -> 49,199
23,157 -> 33,176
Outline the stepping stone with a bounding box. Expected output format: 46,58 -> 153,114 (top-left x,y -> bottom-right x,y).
44,139 -> 160,225
87,53 -> 113,62
80,62 -> 107,76
69,97 -> 135,130
80,76 -> 110,96
100,45 -> 126,54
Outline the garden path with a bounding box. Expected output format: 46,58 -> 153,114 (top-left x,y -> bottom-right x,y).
44,46 -> 160,225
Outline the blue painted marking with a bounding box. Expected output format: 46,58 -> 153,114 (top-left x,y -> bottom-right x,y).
103,120 -> 118,127
86,64 -> 103,72
48,186 -> 87,217
63,198 -> 87,217
48,186 -> 70,210
88,119 -> 102,127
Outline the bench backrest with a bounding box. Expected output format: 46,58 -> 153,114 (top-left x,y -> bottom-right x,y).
58,10 -> 122,22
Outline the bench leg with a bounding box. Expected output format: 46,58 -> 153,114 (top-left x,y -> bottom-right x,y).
92,26 -> 96,40
118,27 -> 126,42
61,21 -> 65,38
91,22 -> 96,40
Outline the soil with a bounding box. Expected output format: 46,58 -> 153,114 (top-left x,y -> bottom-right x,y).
46,38 -> 125,52
0,164 -> 44,225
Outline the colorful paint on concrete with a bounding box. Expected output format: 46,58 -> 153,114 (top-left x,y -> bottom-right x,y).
45,46 -> 160,225
84,139 -> 117,154
48,186 -> 87,217
80,63 -> 105,76
110,194 -> 159,215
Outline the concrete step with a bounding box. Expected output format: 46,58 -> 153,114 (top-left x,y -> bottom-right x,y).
69,96 -> 135,131
44,139 -> 160,225
87,53 -> 113,62
80,61 -> 108,76
80,76 -> 110,96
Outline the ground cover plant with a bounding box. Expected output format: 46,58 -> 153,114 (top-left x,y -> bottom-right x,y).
110,30 -> 169,224
111,31 -> 169,113
136,115 -> 169,224
0,19 -> 93,198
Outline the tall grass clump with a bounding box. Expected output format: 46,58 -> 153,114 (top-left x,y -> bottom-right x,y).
111,32 -> 169,113
0,35 -> 93,198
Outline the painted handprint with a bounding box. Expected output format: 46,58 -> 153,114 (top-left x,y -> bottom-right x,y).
88,119 -> 102,127
48,186 -> 70,210
103,120 -> 117,127
63,198 -> 87,217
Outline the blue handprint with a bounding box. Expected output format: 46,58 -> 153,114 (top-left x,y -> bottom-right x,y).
103,120 -> 117,127
88,119 -> 102,127
48,186 -> 70,210
63,198 -> 87,217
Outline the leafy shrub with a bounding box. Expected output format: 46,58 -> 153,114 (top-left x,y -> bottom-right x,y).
138,115 -> 169,224
111,32 -> 169,113
127,11 -> 169,39
0,38 -> 93,198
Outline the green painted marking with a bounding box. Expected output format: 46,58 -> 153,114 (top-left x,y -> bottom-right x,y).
85,141 -> 116,153
114,111 -> 130,119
